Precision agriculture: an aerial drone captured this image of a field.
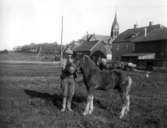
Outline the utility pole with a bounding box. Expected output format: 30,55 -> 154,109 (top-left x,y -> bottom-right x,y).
60,16 -> 63,62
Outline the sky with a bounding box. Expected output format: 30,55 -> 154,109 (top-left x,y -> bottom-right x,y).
0,0 -> 167,50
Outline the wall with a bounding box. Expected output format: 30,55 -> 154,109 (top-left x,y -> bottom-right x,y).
112,42 -> 135,60
135,40 -> 167,66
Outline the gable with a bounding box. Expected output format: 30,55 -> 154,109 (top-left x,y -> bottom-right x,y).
80,34 -> 110,42
113,24 -> 164,43
73,40 -> 98,52
133,28 -> 167,42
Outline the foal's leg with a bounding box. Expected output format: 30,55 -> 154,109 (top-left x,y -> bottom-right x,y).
83,94 -> 91,115
120,77 -> 132,119
125,94 -> 130,114
120,92 -> 127,119
120,93 -> 130,119
88,95 -> 94,114
124,77 -> 132,115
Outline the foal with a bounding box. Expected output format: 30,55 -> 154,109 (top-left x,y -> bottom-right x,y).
74,55 -> 132,119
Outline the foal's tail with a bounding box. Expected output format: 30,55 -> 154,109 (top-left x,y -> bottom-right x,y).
126,76 -> 132,94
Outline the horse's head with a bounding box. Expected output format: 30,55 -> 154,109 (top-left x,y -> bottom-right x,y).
73,54 -> 83,73
73,54 -> 90,73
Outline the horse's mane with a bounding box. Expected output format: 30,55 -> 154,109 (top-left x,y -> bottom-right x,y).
83,55 -> 94,66
83,55 -> 99,69
80,55 -> 101,76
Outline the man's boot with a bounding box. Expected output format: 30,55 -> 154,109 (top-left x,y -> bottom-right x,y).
67,100 -> 72,111
61,97 -> 67,112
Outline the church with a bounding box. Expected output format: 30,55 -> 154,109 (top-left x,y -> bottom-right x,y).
73,12 -> 119,61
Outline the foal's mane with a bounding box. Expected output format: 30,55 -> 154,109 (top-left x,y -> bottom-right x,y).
82,55 -> 100,71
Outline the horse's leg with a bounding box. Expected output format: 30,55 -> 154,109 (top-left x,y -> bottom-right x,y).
120,93 -> 130,118
83,94 -> 91,115
120,76 -> 132,119
125,77 -> 132,114
119,92 -> 127,119
125,94 -> 130,114
88,95 -> 94,114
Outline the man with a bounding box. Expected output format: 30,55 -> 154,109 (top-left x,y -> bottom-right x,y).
60,53 -> 77,112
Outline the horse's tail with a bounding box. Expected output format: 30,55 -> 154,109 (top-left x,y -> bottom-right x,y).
126,76 -> 132,95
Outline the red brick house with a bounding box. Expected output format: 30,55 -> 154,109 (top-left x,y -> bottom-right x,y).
113,22 -> 167,69
132,27 -> 167,68
112,22 -> 164,60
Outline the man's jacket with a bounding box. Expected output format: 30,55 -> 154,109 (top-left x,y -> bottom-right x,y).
60,60 -> 77,80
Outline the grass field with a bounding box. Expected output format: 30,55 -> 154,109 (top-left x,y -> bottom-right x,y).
0,62 -> 167,128
0,52 -> 56,62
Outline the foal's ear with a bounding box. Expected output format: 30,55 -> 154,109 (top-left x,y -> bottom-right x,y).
83,55 -> 88,62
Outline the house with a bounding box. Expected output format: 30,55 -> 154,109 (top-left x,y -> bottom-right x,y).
73,12 -> 119,62
132,27 -> 167,68
113,21 -> 167,69
112,22 -> 165,60
73,34 -> 112,62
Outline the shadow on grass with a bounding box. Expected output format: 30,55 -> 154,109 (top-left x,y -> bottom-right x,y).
24,89 -> 90,110
24,89 -> 109,111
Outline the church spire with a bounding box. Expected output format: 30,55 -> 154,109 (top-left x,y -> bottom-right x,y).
110,11 -> 119,39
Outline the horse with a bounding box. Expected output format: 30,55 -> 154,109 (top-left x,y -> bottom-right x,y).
74,55 -> 132,119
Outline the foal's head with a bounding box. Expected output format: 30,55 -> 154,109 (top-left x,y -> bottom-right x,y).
73,54 -> 84,72
73,55 -> 98,74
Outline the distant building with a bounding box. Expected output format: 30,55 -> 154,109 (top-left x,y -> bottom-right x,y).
73,34 -> 112,62
73,12 -> 119,62
110,12 -> 119,40
112,22 -> 165,60
113,21 -> 167,69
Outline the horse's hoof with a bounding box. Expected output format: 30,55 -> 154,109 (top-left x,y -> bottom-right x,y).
83,112 -> 87,116
61,108 -> 66,112
88,110 -> 92,114
119,115 -> 124,119
67,108 -> 73,112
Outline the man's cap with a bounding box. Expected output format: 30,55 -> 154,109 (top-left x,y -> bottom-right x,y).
65,48 -> 73,55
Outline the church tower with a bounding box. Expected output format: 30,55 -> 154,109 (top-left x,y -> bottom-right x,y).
110,12 -> 119,39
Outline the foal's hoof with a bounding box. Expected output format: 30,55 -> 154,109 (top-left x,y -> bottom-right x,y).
83,111 -> 88,116
88,110 -> 93,114
61,108 -> 66,112
119,115 -> 123,119
120,114 -> 126,119
67,108 -> 73,112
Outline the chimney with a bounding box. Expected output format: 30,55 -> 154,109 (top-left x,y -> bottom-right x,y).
149,21 -> 153,26
86,32 -> 89,40
144,27 -> 147,37
134,24 -> 138,29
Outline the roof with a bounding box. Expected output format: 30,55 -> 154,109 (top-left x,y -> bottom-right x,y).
111,12 -> 119,37
73,40 -> 98,52
113,24 -> 165,43
112,12 -> 119,28
122,53 -> 155,57
74,34 -> 111,52
122,53 -> 155,60
80,34 -> 110,42
133,28 -> 167,42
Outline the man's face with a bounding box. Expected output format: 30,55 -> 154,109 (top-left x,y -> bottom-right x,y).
68,55 -> 73,62
68,55 -> 71,58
